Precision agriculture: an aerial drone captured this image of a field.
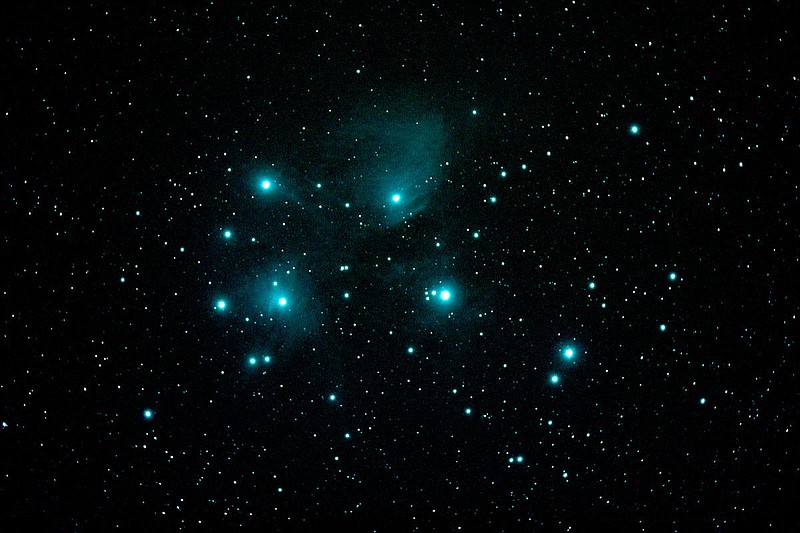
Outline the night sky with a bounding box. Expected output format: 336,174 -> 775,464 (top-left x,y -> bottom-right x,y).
2,2 -> 798,531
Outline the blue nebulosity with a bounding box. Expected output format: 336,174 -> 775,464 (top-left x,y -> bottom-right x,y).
215,299 -> 227,311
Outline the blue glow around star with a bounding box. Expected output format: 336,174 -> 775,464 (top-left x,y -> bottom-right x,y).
550,374 -> 560,384
669,272 -> 678,281
564,347 -> 575,359
440,290 -> 451,301
215,299 -> 227,311
391,193 -> 401,203
629,124 -> 640,135
143,409 -> 153,419
248,356 -> 258,366
465,407 -> 472,415
329,394 -> 337,402
223,229 -> 232,239
407,347 -> 414,354
261,179 -> 272,190
278,297 -> 287,307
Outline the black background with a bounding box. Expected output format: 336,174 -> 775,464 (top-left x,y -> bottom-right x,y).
2,1 -> 798,530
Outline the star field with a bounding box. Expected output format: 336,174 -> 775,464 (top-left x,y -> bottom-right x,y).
2,2 -> 798,531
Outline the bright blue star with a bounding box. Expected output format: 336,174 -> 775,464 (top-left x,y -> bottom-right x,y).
263,356 -> 271,364
392,194 -> 401,203
550,374 -> 560,384
629,124 -> 640,135
564,347 -> 575,359
700,397 -> 706,405
216,300 -> 227,311
261,179 -> 272,190
440,290 -> 451,301
669,272 -> 678,281
143,409 -> 153,419
471,109 -> 478,116
329,394 -> 337,401
588,281 -> 596,290
465,407 -> 472,415
248,357 -> 257,366
278,297 -> 287,307
500,170 -> 507,178
660,324 -> 667,332
407,347 -> 414,354
490,196 -> 497,203
516,456 -> 524,463
344,292 -> 350,299
223,230 -> 232,239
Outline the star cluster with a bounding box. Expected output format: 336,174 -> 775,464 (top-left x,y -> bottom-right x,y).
2,2 -> 797,531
